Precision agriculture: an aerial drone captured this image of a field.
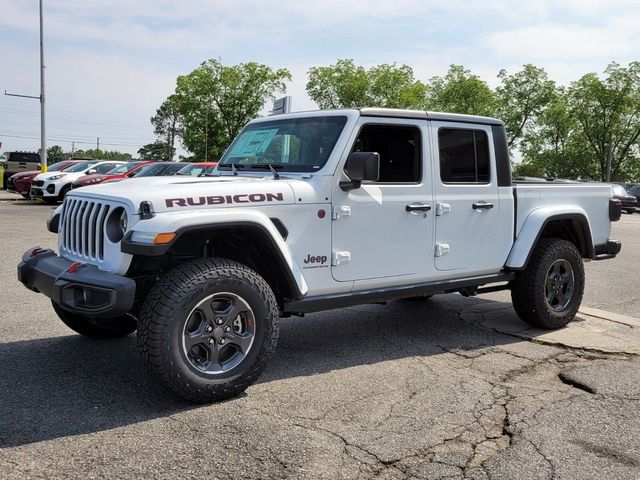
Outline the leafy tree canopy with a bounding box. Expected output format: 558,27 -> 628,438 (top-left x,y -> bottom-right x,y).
306,59 -> 426,109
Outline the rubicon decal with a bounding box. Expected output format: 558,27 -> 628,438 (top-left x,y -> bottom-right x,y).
165,192 -> 284,208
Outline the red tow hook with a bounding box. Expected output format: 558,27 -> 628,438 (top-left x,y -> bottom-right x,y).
68,262 -> 83,273
30,248 -> 44,257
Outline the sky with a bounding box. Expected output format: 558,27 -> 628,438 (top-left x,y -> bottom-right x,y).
0,0 -> 638,158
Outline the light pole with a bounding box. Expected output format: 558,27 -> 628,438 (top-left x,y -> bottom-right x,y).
39,0 -> 46,171
4,0 -> 47,172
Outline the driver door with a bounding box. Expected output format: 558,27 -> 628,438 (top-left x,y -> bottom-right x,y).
331,118 -> 434,282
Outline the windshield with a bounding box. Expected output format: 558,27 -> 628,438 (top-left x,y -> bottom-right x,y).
107,161 -> 141,175
64,161 -> 98,173
47,161 -> 68,172
218,116 -> 348,172
613,185 -> 627,196
176,164 -> 210,176
133,163 -> 169,177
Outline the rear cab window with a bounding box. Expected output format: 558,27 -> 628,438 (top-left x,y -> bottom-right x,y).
438,128 -> 490,184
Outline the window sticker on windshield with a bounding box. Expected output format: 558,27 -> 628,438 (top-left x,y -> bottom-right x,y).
229,129 -> 278,158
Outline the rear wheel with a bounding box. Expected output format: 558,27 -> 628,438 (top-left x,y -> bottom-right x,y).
511,238 -> 584,329
137,258 -> 279,403
52,301 -> 137,338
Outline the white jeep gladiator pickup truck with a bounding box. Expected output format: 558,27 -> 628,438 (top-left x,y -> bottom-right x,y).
18,108 -> 622,402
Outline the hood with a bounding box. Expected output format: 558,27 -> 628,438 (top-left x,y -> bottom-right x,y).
35,170 -> 84,181
68,175 -> 299,213
10,171 -> 39,180
74,173 -> 108,185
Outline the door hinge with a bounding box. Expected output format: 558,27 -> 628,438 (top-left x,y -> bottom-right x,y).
332,251 -> 351,266
436,203 -> 451,216
332,205 -> 352,220
435,243 -> 450,257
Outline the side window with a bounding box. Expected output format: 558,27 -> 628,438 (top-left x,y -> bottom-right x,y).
95,163 -> 116,173
439,128 -> 490,184
351,125 -> 421,183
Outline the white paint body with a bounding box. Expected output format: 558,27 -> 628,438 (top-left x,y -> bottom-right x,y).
54,109 -> 615,300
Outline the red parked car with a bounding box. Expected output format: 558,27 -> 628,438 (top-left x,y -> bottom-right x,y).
71,161 -> 155,189
7,160 -> 82,199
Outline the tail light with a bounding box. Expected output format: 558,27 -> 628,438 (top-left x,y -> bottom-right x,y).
609,198 -> 622,222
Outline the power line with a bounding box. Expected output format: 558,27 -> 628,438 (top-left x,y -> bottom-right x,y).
0,107 -> 151,129
0,132 -> 149,148
0,128 -> 154,143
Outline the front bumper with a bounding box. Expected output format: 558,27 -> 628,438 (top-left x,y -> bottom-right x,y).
31,181 -> 60,198
18,248 -> 136,318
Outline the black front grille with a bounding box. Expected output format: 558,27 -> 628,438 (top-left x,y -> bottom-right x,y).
32,180 -> 44,187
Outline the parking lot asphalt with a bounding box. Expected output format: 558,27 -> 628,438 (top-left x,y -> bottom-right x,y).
1,199 -> 639,480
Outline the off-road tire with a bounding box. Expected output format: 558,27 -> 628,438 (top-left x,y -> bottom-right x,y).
511,238 -> 584,329
52,301 -> 137,338
137,258 -> 279,403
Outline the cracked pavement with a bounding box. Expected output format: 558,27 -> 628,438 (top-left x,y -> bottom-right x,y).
1,200 -> 639,479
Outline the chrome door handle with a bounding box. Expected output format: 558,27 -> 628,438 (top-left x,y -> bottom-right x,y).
472,201 -> 494,210
406,203 -> 432,213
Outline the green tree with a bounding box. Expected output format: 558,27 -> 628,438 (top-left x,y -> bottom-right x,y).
567,62 -> 640,182
72,149 -> 132,161
306,59 -> 426,109
151,95 -> 182,161
173,59 -> 291,160
306,59 -> 369,108
516,90 -> 595,179
425,65 -> 495,116
138,142 -> 174,161
494,64 -> 556,148
47,145 -> 65,164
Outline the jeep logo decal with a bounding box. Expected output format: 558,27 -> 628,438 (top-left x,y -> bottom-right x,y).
302,254 -> 329,270
165,192 -> 284,208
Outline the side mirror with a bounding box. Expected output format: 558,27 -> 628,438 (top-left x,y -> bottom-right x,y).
86,169 -> 97,175
340,152 -> 379,191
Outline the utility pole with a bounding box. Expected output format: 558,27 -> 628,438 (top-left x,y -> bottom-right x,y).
96,137 -> 100,151
606,143 -> 613,183
4,0 -> 47,172
205,110 -> 208,161
39,0 -> 46,171
71,141 -> 75,155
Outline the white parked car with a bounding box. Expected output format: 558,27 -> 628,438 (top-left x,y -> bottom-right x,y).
19,108 -> 622,402
30,160 -> 126,204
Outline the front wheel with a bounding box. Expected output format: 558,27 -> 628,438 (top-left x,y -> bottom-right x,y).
52,301 -> 137,338
511,238 -> 584,329
137,258 -> 279,403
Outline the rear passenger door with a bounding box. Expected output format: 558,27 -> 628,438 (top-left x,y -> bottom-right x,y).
431,122 -> 508,273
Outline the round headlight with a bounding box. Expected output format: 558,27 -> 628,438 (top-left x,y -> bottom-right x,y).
119,210 -> 128,235
106,207 -> 128,243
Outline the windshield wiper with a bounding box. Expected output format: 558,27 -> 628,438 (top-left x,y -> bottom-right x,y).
250,164 -> 284,180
